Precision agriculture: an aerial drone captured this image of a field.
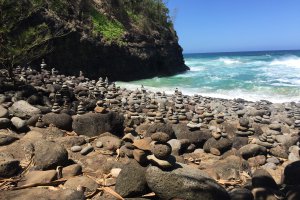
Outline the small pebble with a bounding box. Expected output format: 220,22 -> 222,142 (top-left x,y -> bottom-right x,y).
71,145 -> 82,152
80,144 -> 94,155
96,141 -> 103,148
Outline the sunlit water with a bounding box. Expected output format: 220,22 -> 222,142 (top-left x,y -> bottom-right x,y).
117,50 -> 300,103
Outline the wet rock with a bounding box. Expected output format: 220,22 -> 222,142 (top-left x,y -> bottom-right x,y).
146,164 -> 230,200
72,112 -> 124,137
115,160 -> 149,197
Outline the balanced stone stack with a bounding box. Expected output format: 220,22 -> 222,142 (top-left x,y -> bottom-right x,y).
254,116 -> 262,123
77,102 -> 86,115
236,117 -> 254,137
52,103 -> 61,113
215,113 -> 225,124
261,114 -> 271,124
187,114 -> 201,131
148,132 -> 174,169
257,132 -> 275,148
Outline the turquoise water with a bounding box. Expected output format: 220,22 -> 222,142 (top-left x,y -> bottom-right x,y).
117,50 -> 300,103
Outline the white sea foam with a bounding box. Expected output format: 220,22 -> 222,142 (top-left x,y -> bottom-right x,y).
116,82 -> 300,103
269,55 -> 300,68
218,57 -> 241,65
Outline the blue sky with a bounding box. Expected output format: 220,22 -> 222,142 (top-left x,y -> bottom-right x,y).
166,0 -> 300,53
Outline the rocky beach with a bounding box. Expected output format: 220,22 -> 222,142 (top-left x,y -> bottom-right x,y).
0,61 -> 299,200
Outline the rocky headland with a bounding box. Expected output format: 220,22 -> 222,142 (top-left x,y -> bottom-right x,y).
1,0 -> 188,81
0,62 -> 300,200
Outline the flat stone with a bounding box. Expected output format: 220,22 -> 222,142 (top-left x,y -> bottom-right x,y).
147,154 -> 175,169
146,164 -> 230,200
0,188 -> 84,200
18,170 -> 57,186
133,137 -> 152,151
71,145 -> 82,152
64,176 -> 98,192
62,164 -> 82,178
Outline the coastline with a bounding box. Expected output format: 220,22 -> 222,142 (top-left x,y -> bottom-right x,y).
0,64 -> 299,199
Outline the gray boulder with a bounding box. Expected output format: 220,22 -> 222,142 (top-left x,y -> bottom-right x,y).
115,160 -> 150,197
33,140 -> 68,170
42,113 -> 72,131
145,164 -> 230,200
72,112 -> 124,137
9,100 -> 41,118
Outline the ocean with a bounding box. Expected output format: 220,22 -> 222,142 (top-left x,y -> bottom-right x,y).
117,50 -> 300,103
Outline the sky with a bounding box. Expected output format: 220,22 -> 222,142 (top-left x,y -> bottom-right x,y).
166,0 -> 300,53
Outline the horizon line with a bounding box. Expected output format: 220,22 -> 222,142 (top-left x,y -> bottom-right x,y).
183,48 -> 300,55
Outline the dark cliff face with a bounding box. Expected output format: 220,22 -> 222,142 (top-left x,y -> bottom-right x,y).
1,0 -> 189,81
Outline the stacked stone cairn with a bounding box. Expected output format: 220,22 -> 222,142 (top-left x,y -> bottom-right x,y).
236,117 -> 255,137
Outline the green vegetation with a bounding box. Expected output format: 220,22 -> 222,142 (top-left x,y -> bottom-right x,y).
0,0 -> 67,79
90,8 -> 125,45
121,0 -> 174,31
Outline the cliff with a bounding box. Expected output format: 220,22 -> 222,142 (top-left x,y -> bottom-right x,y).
1,0 -> 189,81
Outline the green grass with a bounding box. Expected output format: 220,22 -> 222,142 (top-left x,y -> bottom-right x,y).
90,9 -> 125,45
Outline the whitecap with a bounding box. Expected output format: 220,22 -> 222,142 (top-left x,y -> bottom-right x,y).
269,55 -> 300,68
217,57 -> 241,65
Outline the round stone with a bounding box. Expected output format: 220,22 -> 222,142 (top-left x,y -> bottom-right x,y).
96,141 -> 103,148
71,145 -> 82,152
151,132 -> 171,143
151,143 -> 172,159
239,118 -> 249,127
